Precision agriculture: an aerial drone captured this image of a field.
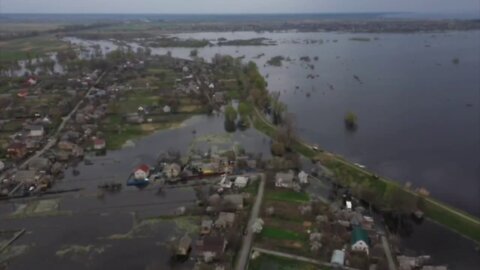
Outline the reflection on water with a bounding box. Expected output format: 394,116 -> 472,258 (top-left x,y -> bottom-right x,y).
66,31 -> 480,216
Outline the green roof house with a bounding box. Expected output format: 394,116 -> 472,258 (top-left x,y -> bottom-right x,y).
351,226 -> 370,255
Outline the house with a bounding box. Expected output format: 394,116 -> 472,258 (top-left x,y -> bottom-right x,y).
7,142 -> 27,160
134,164 -> 150,180
351,226 -> 370,254
275,171 -> 295,188
28,125 -> 45,138
298,171 -> 309,184
212,92 -> 226,104
330,249 -> 345,267
163,105 -> 171,113
58,141 -> 76,151
196,236 -> 228,262
223,194 -> 244,210
61,131 -> 81,142
215,212 -> 235,229
201,219 -> 213,235
234,176 -> 249,188
125,113 -> 144,124
28,157 -> 51,171
14,170 -> 38,185
93,138 -> 106,150
176,234 -> 192,257
26,77 -> 37,86
56,150 -> 71,161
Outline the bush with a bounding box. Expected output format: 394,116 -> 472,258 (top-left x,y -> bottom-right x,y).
271,142 -> 286,156
344,111 -> 358,130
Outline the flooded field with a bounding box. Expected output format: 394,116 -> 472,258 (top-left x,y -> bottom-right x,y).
0,115 -> 272,269
65,31 -> 480,216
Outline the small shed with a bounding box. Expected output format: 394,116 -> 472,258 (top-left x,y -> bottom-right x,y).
275,171 -> 295,188
330,249 -> 345,266
234,176 -> 249,188
93,138 -> 106,150
201,219 -> 213,235
176,234 -> 192,256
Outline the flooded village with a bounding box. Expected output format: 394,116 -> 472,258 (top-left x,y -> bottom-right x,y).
1,17 -> 479,270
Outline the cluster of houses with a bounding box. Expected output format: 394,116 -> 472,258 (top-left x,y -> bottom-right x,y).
175,176 -> 251,268
0,69 -> 107,196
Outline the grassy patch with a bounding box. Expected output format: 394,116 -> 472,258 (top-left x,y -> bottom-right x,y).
10,199 -> 71,219
261,226 -> 306,242
0,35 -> 68,62
107,215 -> 200,240
249,254 -> 323,270
266,190 -> 310,204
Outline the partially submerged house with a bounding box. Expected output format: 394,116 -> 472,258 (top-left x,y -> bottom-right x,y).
28,125 -> 45,138
14,170 -> 38,186
28,157 -> 51,171
196,236 -> 228,263
176,234 -> 192,257
201,219 -> 213,235
330,249 -> 345,267
275,171 -> 295,188
215,212 -> 236,229
134,164 -> 150,180
93,138 -> 106,151
351,226 -> 370,255
7,142 -> 27,160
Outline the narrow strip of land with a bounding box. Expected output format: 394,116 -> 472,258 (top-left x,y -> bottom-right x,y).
252,107 -> 480,242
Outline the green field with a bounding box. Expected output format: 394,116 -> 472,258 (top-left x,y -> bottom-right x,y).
265,190 -> 310,204
261,226 -> 306,242
0,35 -> 68,62
249,254 -> 327,270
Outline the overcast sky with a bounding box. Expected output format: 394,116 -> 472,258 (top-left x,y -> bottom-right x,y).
1,0 -> 479,14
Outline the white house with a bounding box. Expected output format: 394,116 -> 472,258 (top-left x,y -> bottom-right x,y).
29,125 -> 45,137
330,249 -> 345,266
234,176 -> 249,188
134,164 -> 150,180
163,105 -> 171,113
298,171 -> 309,184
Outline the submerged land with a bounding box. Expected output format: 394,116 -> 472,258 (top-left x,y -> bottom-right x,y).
0,14 -> 479,270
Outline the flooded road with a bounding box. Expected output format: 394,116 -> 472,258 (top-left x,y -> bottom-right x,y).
0,115 -> 272,269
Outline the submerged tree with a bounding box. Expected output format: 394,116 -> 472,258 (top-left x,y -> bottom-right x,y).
344,111 -> 358,131
224,105 -> 238,132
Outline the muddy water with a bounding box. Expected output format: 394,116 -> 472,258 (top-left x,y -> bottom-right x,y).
0,115 -> 271,269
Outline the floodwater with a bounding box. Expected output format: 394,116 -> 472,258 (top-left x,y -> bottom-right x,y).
67,31 -> 480,216
7,31 -> 479,269
0,115 -> 272,269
